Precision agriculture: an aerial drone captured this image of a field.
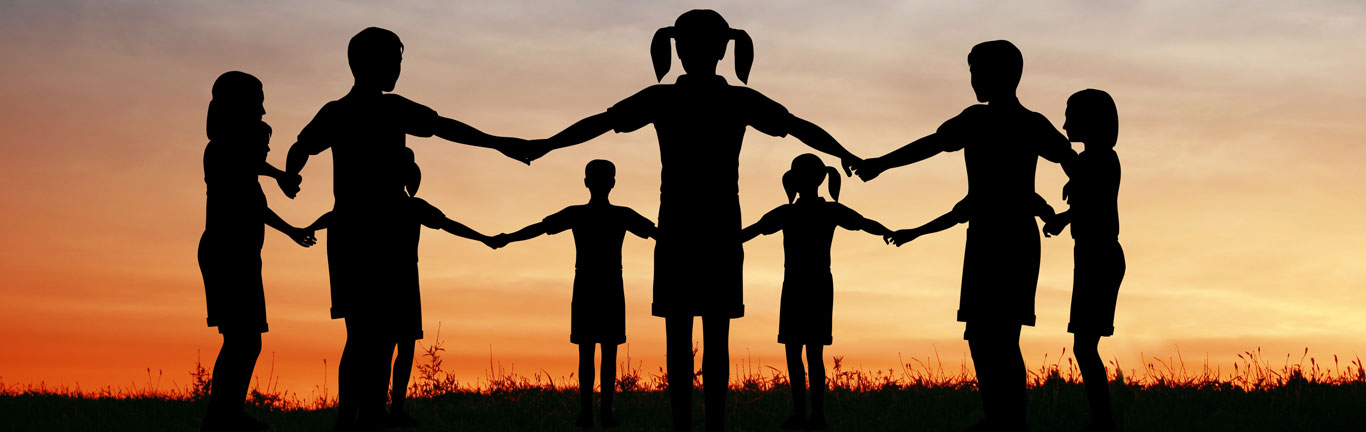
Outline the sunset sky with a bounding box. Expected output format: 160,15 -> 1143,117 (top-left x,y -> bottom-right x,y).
2,0 -> 1364,397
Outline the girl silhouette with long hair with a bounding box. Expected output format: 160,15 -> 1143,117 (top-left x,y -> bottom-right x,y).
740,154 -> 891,430
529,9 -> 861,431
1043,89 -> 1124,432
198,71 -> 313,432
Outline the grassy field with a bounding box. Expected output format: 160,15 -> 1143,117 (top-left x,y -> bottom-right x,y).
4,345 -> 1365,431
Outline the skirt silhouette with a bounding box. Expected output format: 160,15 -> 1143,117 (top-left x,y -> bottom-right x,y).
571,269 -> 627,345
777,268 -> 834,346
1067,240 -> 1125,336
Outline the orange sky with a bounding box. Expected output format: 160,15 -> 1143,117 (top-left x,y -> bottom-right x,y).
2,1 -> 1365,396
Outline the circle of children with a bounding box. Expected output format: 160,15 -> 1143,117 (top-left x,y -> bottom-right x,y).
199,9 -> 1124,432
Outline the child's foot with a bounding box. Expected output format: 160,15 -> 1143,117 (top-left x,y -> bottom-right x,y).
575,412 -> 594,429
779,413 -> 807,430
805,413 -> 829,430
385,409 -> 421,428
600,411 -> 621,428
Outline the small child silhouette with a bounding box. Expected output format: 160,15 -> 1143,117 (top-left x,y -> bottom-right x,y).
198,71 -> 313,432
302,147 -> 500,428
739,154 -> 892,430
494,160 -> 656,429
1042,89 -> 1125,432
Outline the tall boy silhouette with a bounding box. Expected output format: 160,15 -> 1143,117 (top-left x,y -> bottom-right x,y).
496,160 -> 656,429
853,41 -> 1076,431
282,27 -> 532,430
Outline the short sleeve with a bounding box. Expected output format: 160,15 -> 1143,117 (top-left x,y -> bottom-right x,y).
295,102 -> 339,155
830,203 -> 866,230
753,205 -> 789,235
620,207 -> 656,237
934,105 -> 987,152
1030,112 -> 1072,163
605,86 -> 664,133
541,206 -> 577,235
737,87 -> 792,138
409,198 -> 447,229
384,94 -> 439,138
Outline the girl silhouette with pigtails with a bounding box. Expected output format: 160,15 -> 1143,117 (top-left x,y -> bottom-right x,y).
740,153 -> 891,430
528,10 -> 862,431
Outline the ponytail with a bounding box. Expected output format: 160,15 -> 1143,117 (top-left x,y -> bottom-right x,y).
652,10 -> 755,84
730,29 -> 753,84
825,166 -> 841,202
650,27 -> 676,82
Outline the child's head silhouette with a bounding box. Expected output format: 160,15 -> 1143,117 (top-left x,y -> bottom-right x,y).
967,40 -> 1023,103
1064,89 -> 1119,148
651,9 -> 754,83
349,27 -> 403,92
782,153 -> 840,204
585,159 -> 616,194
207,71 -> 265,141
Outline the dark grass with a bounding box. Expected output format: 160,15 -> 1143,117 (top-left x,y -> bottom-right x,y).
4,343 -> 1365,431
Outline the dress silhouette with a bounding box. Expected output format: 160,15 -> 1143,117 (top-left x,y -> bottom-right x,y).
855,40 -> 1076,432
282,27 -> 530,431
496,160 -> 655,429
527,10 -> 861,431
198,71 -> 313,432
740,154 -> 892,430
1043,89 -> 1125,432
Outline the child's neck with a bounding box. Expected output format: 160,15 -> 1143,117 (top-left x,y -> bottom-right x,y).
588,194 -> 611,205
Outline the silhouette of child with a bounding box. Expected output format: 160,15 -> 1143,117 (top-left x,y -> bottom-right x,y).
854,40 -> 1076,432
494,160 -> 656,429
198,71 -> 314,432
303,147 -> 500,428
282,27 -> 531,431
1042,89 -> 1124,432
525,11 -> 861,431
740,154 -> 891,430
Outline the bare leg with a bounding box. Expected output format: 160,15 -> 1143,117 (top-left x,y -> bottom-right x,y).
665,317 -> 694,432
806,344 -> 828,429
780,343 -> 806,430
357,337 -> 395,428
600,343 -> 620,427
386,339 -> 419,427
967,324 -> 1026,432
203,331 -> 263,432
702,316 -> 730,432
577,343 -> 595,428
334,322 -> 361,431
1074,333 -> 1114,430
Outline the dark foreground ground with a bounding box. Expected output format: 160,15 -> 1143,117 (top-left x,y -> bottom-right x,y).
4,381 -> 1366,432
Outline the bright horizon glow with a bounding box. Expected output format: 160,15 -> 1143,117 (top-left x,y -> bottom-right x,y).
1,1 -> 1365,396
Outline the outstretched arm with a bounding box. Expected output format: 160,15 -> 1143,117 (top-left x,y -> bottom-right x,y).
436,217 -> 493,243
625,211 -> 658,240
524,112 -> 617,162
854,133 -> 953,182
740,208 -> 784,243
303,211 -> 332,232
499,222 -> 551,244
886,209 -> 965,247
786,116 -> 861,176
431,117 -> 533,164
264,207 -> 315,247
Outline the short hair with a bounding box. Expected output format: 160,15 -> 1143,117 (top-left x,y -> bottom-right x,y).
1067,89 -> 1119,147
968,40 -> 1023,89
348,27 -> 403,75
585,159 -> 616,179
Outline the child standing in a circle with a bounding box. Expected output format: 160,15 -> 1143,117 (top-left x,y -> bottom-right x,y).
741,153 -> 892,430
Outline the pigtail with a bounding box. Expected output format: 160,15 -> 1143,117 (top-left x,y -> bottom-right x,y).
730,29 -> 753,84
825,166 -> 841,202
651,27 -> 676,82
782,170 -> 799,204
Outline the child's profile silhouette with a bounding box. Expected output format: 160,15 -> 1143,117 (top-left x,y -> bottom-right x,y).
740,153 -> 892,430
495,160 -> 656,429
198,71 -> 314,432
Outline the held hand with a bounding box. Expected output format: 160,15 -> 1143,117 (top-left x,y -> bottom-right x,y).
277,172 -> 302,199
291,228 -> 317,248
884,229 -> 920,247
1061,181 -> 1072,202
853,157 -> 886,182
494,137 -> 534,165
482,234 -> 509,250
1042,219 -> 1067,238
840,154 -> 863,177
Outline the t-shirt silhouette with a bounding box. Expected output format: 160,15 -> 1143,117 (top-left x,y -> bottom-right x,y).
935,103 -> 1071,327
294,91 -> 439,319
540,203 -> 655,344
605,74 -> 792,318
1067,149 -> 1120,240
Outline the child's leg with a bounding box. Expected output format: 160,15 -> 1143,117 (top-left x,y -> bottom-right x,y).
333,327 -> 361,429
783,343 -> 807,418
806,344 -> 827,421
1074,333 -> 1113,426
600,343 -> 620,426
205,331 -> 261,424
577,343 -> 596,427
390,339 -> 416,413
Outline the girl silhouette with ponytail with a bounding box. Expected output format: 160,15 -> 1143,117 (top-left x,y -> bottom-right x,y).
528,10 -> 861,431
740,153 -> 891,430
